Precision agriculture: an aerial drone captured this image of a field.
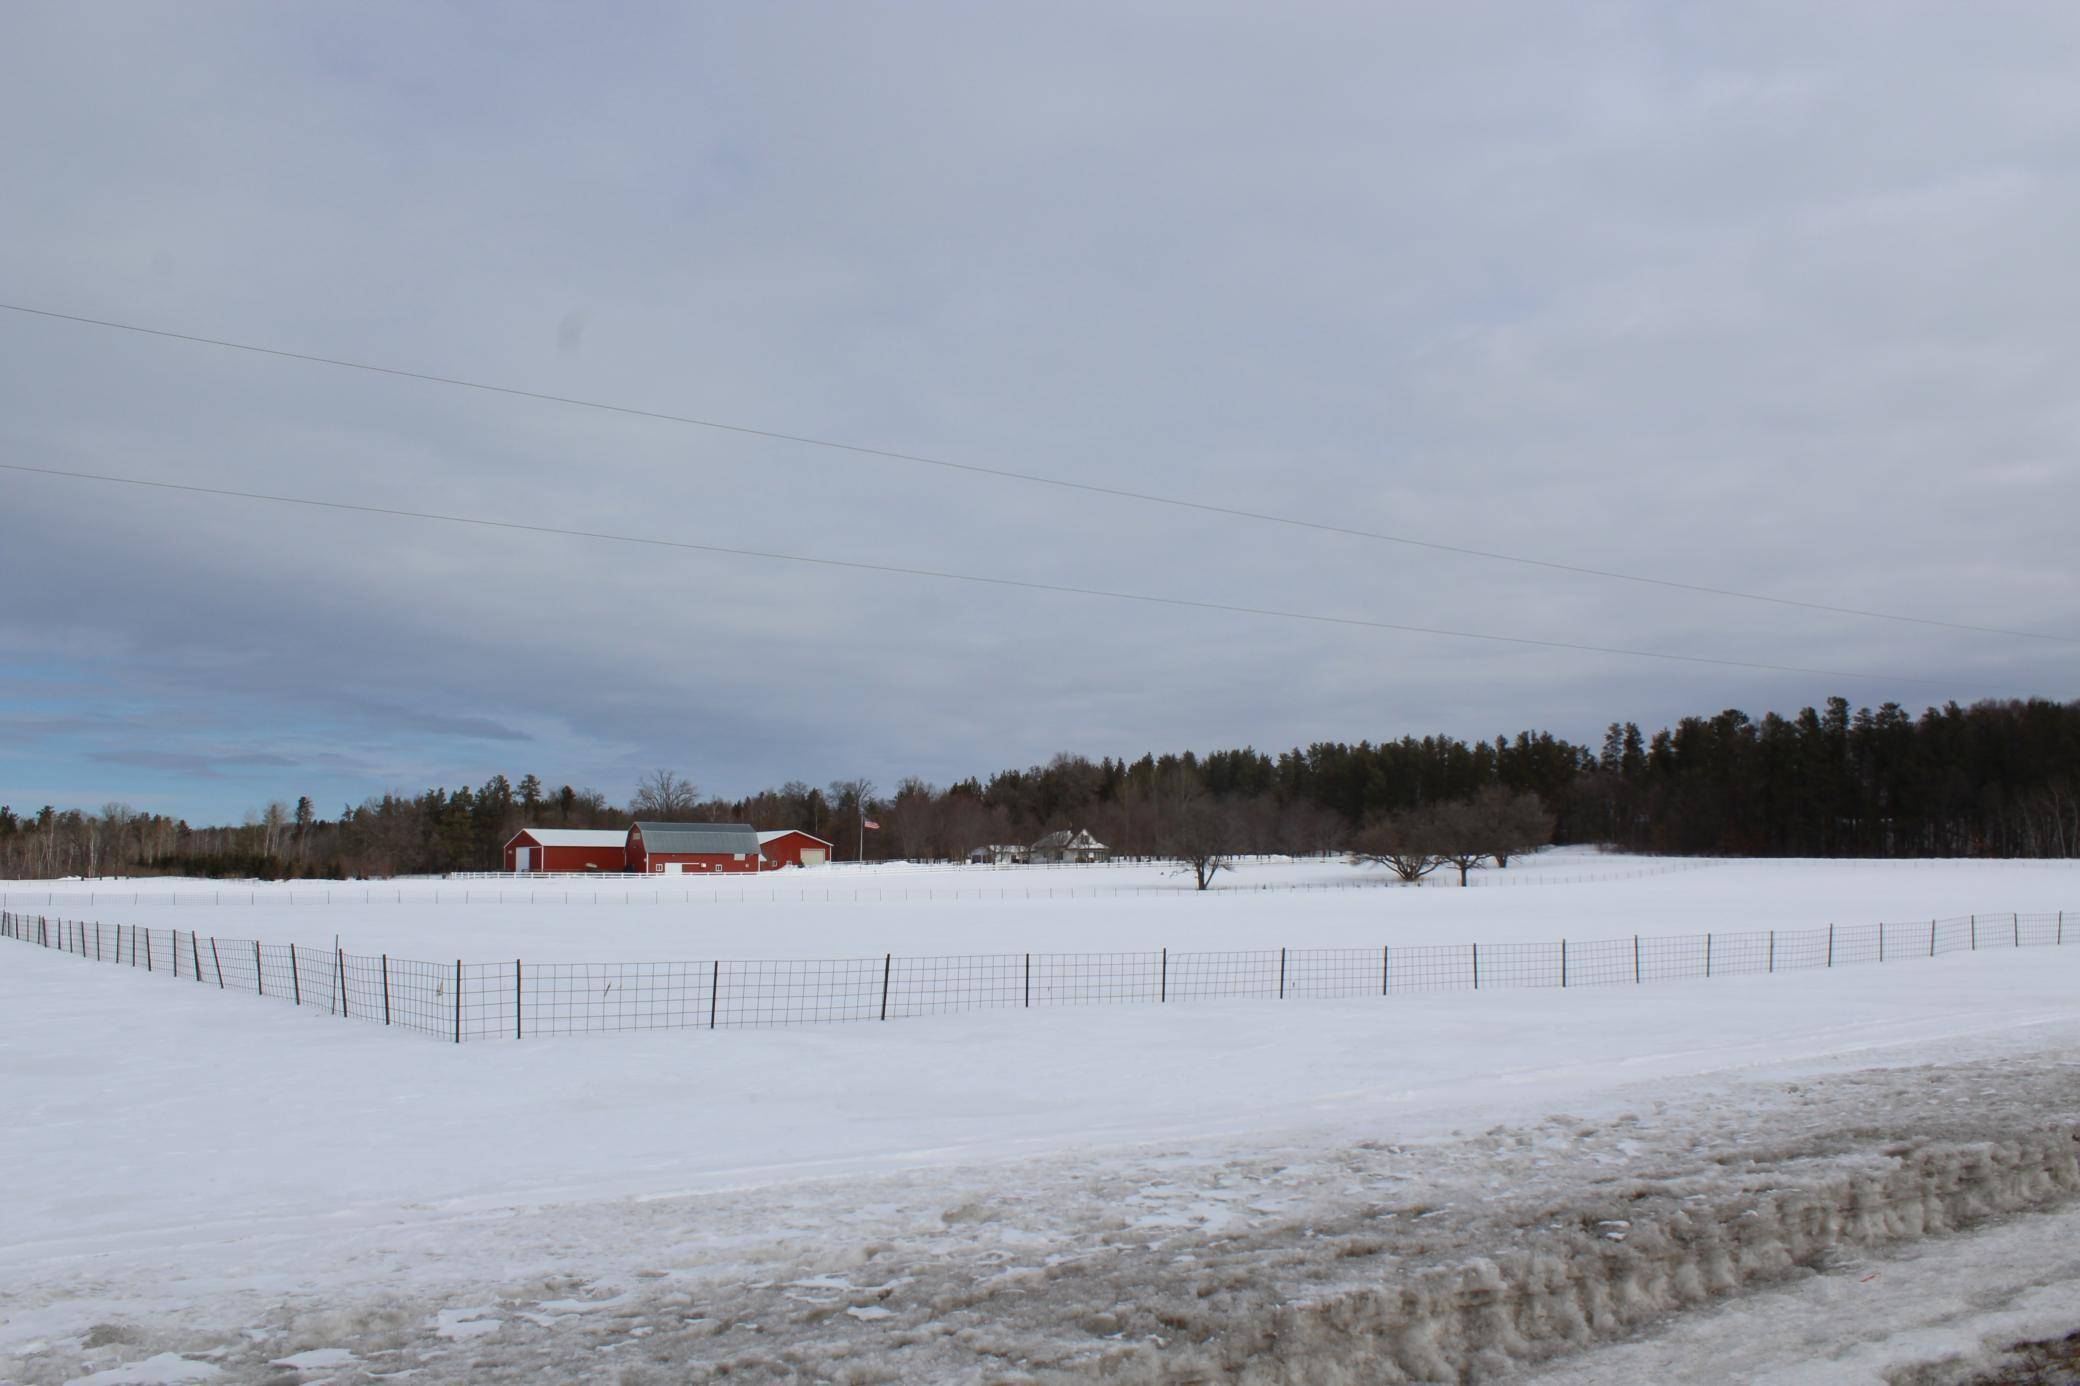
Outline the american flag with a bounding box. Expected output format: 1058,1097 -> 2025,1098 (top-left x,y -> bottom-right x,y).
862,819 -> 881,830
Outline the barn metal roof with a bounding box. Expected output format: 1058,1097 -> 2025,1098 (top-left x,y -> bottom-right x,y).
631,822 -> 762,856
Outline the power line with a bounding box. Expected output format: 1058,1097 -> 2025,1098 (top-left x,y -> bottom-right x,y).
1,300 -> 2069,648
1,459 -> 1953,686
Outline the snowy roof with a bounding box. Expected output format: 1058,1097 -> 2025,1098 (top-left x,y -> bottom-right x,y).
1032,829 -> 1107,851
508,828 -> 629,848
758,829 -> 832,846
632,822 -> 761,856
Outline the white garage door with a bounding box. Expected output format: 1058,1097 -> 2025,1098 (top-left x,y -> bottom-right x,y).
800,848 -> 826,866
515,847 -> 532,871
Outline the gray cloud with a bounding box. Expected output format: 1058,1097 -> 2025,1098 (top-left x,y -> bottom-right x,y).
1,2 -> 2076,818
87,748 -> 300,777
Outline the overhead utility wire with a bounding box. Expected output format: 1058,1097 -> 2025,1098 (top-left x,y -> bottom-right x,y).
1,460 -> 1948,687
0,300 -> 2068,648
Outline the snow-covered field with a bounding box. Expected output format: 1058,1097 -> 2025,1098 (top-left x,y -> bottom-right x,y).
3,855 -> 2078,1383
6,848 -> 2079,959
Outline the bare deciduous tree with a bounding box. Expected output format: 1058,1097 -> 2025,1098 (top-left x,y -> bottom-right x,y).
630,769 -> 701,820
1424,788 -> 1556,885
827,778 -> 877,860
1432,799 -> 1490,887
1352,811 -> 1443,883
1485,787 -> 1555,868
1160,796 -> 1235,890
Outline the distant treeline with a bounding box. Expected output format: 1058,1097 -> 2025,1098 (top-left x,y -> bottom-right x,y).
3,696 -> 2076,879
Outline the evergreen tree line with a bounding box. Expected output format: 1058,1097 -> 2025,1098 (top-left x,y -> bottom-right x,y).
3,696 -> 2075,880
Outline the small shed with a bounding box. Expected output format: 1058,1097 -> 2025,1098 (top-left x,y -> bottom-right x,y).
758,829 -> 833,868
1030,828 -> 1109,864
504,828 -> 630,874
627,821 -> 764,874
967,844 -> 1031,865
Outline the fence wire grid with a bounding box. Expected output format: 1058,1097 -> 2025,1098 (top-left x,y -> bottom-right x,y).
2,908 -> 2069,1043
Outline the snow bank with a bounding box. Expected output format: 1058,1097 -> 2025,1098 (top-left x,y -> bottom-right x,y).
1112,1129 -> 2080,1383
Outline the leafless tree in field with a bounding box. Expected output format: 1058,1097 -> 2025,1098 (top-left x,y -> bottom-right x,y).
1352,811 -> 1443,883
1160,795 -> 1235,889
1424,789 -> 1556,885
1433,799 -> 1491,887
1485,787 -> 1555,867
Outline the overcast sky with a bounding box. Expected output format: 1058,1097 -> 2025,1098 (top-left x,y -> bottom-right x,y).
3,2 -> 2077,823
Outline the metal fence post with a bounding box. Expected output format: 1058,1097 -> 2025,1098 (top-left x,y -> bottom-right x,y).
879,953 -> 892,1021
210,937 -> 224,988
515,960 -> 523,1038
337,947 -> 348,1018
1024,952 -> 1031,1008
1705,933 -> 1712,978
146,927 -> 153,973
1159,947 -> 1167,1003
1930,919 -> 1937,957
2013,912 -> 2019,947
192,933 -> 202,982
382,954 -> 391,1025
289,943 -> 302,1003
1827,924 -> 1834,967
454,959 -> 462,1043
255,941 -> 264,995
1382,944 -> 1390,996
710,959 -> 720,1030
1970,914 -> 1976,951
95,921 -> 101,961
1767,930 -> 1774,974
1278,947 -> 1287,999
1634,935 -> 1640,984
1471,942 -> 1479,990
1560,939 -> 1567,988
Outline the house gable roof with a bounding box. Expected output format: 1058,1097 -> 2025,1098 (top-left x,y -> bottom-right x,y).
1032,828 -> 1107,851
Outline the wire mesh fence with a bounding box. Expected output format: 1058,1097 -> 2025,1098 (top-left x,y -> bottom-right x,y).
2,907 -> 2070,1044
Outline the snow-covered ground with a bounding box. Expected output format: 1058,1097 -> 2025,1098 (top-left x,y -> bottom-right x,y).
5,849 -> 2079,959
3,856 -> 2078,1382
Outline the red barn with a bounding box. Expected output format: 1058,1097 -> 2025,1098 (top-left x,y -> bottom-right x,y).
758,829 -> 833,868
503,828 -> 630,874
627,821 -> 764,874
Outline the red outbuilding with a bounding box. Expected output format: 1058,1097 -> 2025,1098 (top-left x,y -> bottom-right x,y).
626,821 -> 765,874
503,828 -> 630,874
757,829 -> 834,868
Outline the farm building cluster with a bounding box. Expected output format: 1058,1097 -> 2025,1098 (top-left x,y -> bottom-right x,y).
502,823 -> 1112,874
503,823 -> 833,875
